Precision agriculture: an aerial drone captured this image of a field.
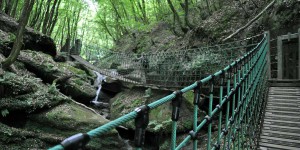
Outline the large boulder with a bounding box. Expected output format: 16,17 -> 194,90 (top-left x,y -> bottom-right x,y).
26,102 -> 127,149
17,50 -> 96,104
0,71 -> 67,113
0,12 -> 56,57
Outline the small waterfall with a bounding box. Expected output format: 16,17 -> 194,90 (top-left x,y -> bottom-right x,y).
91,71 -> 106,106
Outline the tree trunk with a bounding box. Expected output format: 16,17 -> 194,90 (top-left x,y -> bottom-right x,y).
42,0 -> 51,34
98,17 -> 116,42
11,0 -> 19,18
0,0 -> 3,11
130,0 -> 138,21
205,0 -> 210,13
4,0 -> 12,15
121,1 -> 128,19
1,0 -> 35,69
35,2 -> 45,31
45,0 -> 58,35
137,0 -> 148,24
49,0 -> 62,36
109,0 -> 122,21
30,0 -> 42,27
184,0 -> 193,28
166,0 -> 184,33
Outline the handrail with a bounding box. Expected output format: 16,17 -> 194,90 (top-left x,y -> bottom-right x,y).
49,32 -> 269,150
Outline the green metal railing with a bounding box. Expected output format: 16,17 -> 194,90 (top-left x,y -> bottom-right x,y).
49,32 -> 269,150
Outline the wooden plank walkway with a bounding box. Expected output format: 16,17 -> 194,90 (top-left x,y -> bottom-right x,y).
259,86 -> 300,150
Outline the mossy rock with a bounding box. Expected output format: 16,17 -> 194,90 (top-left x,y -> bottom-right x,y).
0,122 -> 62,149
29,102 -> 109,132
27,102 -> 127,149
58,62 -> 86,76
0,72 -> 40,97
0,102 -> 127,149
0,72 -> 68,113
18,50 -> 96,103
110,87 -> 205,133
59,77 -> 96,104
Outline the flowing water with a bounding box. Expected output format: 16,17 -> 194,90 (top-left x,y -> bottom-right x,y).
91,71 -> 106,106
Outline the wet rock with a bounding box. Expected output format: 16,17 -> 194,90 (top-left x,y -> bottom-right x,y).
92,102 -> 110,109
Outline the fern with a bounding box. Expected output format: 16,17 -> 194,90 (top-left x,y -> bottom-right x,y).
1,109 -> 9,117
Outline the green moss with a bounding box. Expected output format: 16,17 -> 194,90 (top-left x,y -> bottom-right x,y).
58,63 -> 86,75
183,90 -> 194,110
31,102 -> 110,131
72,78 -> 84,86
0,72 -> 68,113
8,32 -> 16,41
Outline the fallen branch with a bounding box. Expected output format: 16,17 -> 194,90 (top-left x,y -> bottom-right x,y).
222,0 -> 276,42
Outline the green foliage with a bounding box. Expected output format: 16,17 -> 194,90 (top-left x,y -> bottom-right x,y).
1,109 -> 9,117
48,83 -> 58,94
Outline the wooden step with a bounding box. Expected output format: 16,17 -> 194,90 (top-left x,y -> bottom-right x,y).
259,142 -> 300,150
263,110 -> 300,115
261,130 -> 300,138
264,118 -> 300,127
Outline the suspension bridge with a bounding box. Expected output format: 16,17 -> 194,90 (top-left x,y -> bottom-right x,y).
49,29 -> 300,150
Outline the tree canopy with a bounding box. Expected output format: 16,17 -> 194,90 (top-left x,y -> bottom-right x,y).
0,0 -> 227,60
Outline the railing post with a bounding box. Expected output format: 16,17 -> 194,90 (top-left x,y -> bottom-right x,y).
223,66 -> 231,150
207,75 -> 215,150
216,71 -> 225,150
264,31 -> 271,79
191,81 -> 202,150
277,36 -> 283,79
171,91 -> 183,150
229,62 -> 238,149
236,61 -> 242,150
298,28 -> 300,79
134,105 -> 150,150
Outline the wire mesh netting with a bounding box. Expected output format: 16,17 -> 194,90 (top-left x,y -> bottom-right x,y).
95,35 -> 263,88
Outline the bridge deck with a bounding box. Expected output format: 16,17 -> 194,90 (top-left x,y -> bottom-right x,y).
259,86 -> 300,150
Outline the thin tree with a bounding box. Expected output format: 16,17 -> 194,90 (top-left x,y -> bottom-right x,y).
4,0 -> 12,15
1,0 -> 35,69
0,0 -> 3,10
167,0 -> 185,33
11,0 -> 19,18
184,0 -> 193,28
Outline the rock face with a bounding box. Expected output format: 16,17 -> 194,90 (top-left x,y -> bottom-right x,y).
0,12 -> 128,149
0,72 -> 67,113
0,12 -> 56,57
17,50 -> 96,104
0,68 -> 126,149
